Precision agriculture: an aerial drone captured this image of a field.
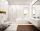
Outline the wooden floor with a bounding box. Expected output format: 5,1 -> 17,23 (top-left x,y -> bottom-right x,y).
17,25 -> 40,31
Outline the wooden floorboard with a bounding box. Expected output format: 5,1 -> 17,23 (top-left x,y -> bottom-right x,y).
17,25 -> 40,31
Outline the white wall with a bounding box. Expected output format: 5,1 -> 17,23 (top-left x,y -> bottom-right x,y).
16,5 -> 30,24
16,5 -> 24,18
8,5 -> 17,23
8,5 -> 30,24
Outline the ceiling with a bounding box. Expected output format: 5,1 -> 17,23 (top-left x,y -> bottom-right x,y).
7,0 -> 33,5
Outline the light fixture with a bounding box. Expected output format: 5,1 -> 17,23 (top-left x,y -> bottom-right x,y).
24,7 -> 28,15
